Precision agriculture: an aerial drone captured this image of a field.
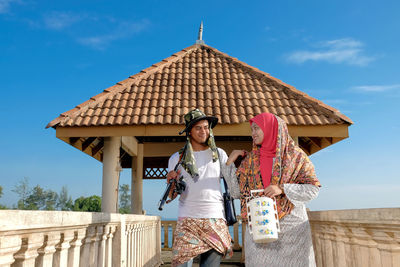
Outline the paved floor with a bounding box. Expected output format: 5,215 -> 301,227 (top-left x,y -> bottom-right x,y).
160,250 -> 244,267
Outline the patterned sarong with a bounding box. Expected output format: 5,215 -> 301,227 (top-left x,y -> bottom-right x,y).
171,218 -> 233,266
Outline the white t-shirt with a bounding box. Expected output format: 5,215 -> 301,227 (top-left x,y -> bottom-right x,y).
168,147 -> 228,219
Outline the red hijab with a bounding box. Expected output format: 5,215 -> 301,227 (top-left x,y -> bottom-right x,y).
250,113 -> 278,188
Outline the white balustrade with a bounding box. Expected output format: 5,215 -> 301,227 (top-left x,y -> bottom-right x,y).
309,208 -> 400,267
0,210 -> 161,267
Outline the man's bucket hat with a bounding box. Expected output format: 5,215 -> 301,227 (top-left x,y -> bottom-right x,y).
179,109 -> 218,135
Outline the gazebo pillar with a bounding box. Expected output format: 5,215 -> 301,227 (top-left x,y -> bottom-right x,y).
101,136 -> 120,213
131,144 -> 144,214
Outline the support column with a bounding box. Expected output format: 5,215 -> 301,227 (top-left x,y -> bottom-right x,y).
132,144 -> 144,214
102,136 -> 121,213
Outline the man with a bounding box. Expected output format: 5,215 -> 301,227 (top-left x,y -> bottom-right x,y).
166,109 -> 232,267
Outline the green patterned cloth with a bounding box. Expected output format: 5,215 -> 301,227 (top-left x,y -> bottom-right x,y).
179,128 -> 219,181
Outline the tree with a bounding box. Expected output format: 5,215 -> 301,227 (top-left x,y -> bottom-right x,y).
119,184 -> 131,214
12,177 -> 31,210
0,185 -> 6,209
44,190 -> 58,210
73,195 -> 101,212
17,184 -> 59,210
25,185 -> 46,210
57,186 -> 73,211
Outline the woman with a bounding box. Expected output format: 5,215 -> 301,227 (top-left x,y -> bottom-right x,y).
222,113 -> 321,267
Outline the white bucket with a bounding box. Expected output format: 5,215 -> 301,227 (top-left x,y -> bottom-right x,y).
246,189 -> 280,243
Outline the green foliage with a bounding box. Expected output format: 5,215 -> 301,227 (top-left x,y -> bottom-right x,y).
22,185 -> 59,210
11,178 -> 101,212
44,190 -> 58,210
73,195 -> 101,212
119,184 -> 131,214
12,177 -> 30,209
25,185 -> 45,210
0,185 -> 6,209
57,186 -> 73,211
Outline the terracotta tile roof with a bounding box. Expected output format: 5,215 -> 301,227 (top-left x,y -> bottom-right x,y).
47,44 -> 352,128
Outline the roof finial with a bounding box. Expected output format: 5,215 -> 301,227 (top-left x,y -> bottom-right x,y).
196,21 -> 205,45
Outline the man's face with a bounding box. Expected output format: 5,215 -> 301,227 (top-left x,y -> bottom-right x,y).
189,120 -> 210,145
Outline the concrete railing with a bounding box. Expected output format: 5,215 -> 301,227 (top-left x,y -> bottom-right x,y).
161,209 -> 400,267
0,210 -> 161,267
309,208 -> 400,267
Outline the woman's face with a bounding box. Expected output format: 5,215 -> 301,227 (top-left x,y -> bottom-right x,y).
251,122 -> 264,145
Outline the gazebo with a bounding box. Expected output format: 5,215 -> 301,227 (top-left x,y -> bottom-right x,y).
47,35 -> 352,214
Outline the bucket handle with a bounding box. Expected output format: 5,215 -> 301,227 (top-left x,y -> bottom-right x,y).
273,202 -> 281,233
246,202 -> 253,235
250,189 -> 264,197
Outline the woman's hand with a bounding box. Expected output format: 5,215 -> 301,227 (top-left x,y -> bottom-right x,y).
263,185 -> 283,198
226,150 -> 247,165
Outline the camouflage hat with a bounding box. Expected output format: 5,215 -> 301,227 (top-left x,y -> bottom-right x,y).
179,109 -> 218,135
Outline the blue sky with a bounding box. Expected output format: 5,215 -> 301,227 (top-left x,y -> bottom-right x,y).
0,0 -> 399,218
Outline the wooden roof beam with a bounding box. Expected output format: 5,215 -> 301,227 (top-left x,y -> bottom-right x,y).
308,137 -> 322,148
82,137 -> 96,151
69,137 -> 80,145
121,136 -> 138,156
92,138 -> 104,157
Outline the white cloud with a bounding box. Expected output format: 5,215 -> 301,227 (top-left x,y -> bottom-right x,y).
0,0 -> 20,14
351,84 -> 400,92
43,11 -> 82,30
77,19 -> 150,50
286,38 -> 375,66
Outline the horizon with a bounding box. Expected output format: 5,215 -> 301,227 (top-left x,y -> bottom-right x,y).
1,0 -> 399,218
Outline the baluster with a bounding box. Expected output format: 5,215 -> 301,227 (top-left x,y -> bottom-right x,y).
232,222 -> 241,251
163,222 -> 169,249
241,223 -> 246,264
137,223 -> 142,267
313,231 -> 324,267
97,225 -> 107,267
171,221 -> 177,250
156,220 -> 161,264
349,226 -> 375,267
36,232 -> 60,267
331,225 -> 347,267
68,228 -> 86,267
13,233 -> 44,267
53,230 -> 75,267
370,228 -> 399,267
0,235 -> 22,266
144,223 -> 149,265
126,224 -> 132,267
79,226 -> 95,267
145,222 -> 151,265
89,225 -> 102,267
133,223 -> 142,266
105,225 -> 116,267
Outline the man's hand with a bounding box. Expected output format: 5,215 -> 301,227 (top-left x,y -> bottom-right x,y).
166,170 -> 181,203
226,150 -> 247,165
263,185 -> 283,198
166,170 -> 181,184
